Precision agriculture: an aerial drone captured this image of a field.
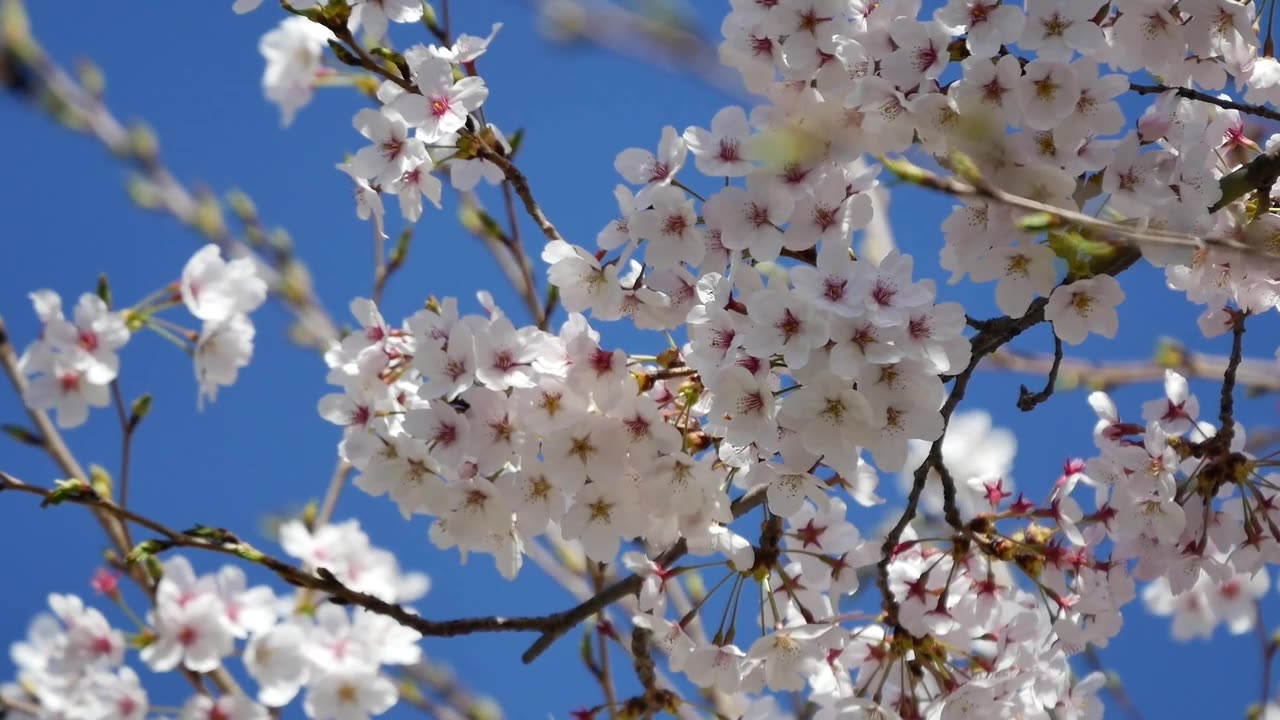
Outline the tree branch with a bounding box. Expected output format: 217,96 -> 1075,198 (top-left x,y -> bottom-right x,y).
0,472 -> 563,638
1217,310 -> 1248,450
875,248 -> 1142,624
1129,81 -> 1280,123
984,344 -> 1280,394
1016,335 -> 1063,412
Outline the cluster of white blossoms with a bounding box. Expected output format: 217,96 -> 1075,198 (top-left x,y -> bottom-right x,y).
2,521 -> 427,720
17,244 -> 267,427
9,0 -> 1280,717
286,0 -> 1280,716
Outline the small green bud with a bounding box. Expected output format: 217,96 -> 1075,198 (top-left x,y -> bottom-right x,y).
144,555 -> 164,581
126,175 -> 163,210
75,58 -> 105,98
226,189 -> 257,222
1016,212 -> 1064,232
1,423 -> 44,448
879,156 -> 929,185
389,227 -> 413,269
234,545 -> 266,563
95,273 -> 112,308
129,629 -> 156,649
128,394 -> 151,432
191,195 -> 226,239
270,228 -> 294,255
326,39 -> 362,68
42,478 -> 95,507
89,464 -> 112,499
128,122 -> 159,164
507,128 -> 525,156
125,539 -> 163,565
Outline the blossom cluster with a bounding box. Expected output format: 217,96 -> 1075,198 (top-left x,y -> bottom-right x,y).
282,0 -> 1280,715
3,520 -> 426,720
7,0 -> 1280,717
17,244 -> 267,427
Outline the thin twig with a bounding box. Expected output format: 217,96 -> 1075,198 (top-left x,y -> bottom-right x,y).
983,345 -> 1280,393
501,179 -> 547,326
1016,335 -> 1063,412
316,460 -> 351,530
1128,82 -> 1280,123
1082,647 -> 1144,720
372,222 -> 387,305
881,157 -> 1280,262
1259,601 -> 1277,711
109,380 -> 136,549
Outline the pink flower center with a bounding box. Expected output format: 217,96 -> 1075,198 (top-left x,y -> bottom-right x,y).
58,372 -> 81,393
379,138 -> 403,160
871,281 -> 896,307
493,350 -> 517,372
775,309 -> 802,341
749,35 -> 774,58
662,214 -> 688,236
822,277 -> 847,302
717,138 -> 741,163
736,391 -> 765,415
746,202 -> 771,228
646,161 -> 671,184
590,348 -> 615,376
432,420 -> 459,446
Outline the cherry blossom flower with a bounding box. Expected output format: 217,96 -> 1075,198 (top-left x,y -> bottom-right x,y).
259,17 -> 334,126
389,57 -> 489,142
1044,275 -> 1124,346
935,0 -> 1025,59
684,106 -> 755,177
352,0 -> 423,43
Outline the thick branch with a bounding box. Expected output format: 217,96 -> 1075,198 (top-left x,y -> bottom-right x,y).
1217,311 -> 1248,450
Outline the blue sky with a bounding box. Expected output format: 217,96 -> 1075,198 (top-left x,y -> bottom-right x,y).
1,1 -> 1277,718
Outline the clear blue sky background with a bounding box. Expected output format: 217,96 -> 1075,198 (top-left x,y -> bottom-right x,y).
1,1 -> 1277,718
